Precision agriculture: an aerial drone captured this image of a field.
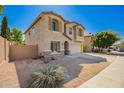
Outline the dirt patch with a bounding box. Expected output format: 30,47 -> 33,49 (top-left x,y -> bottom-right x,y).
64,62 -> 111,88
14,59 -> 44,88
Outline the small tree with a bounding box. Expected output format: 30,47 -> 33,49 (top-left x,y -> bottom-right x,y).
92,30 -> 120,52
11,28 -> 23,45
6,27 -> 11,40
1,16 -> 8,38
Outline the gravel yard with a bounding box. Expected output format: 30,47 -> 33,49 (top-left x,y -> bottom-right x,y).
64,62 -> 110,87
0,53 -> 117,88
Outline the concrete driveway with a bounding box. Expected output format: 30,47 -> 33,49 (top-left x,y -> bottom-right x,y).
0,53 -> 117,88
79,55 -> 124,88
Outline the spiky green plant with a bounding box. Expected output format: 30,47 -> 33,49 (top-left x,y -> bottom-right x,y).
28,64 -> 64,88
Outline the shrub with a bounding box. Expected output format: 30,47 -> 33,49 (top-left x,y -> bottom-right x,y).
83,43 -> 87,52
28,64 -> 64,88
119,41 -> 124,48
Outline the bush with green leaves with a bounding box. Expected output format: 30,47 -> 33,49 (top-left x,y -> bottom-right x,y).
119,41 -> 124,48
83,43 -> 87,52
92,30 -> 121,52
28,64 -> 64,88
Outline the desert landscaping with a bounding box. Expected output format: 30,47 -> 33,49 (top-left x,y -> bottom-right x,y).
0,5 -> 124,88
0,53 -> 117,88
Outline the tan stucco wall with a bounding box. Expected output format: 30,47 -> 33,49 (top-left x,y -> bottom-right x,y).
10,45 -> 38,61
0,36 -> 9,64
25,13 -> 84,56
84,36 -> 92,52
25,14 -> 68,54
0,36 -> 5,64
6,39 -> 9,62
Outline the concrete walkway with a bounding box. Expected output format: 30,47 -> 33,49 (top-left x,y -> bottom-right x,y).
0,62 -> 20,88
79,56 -> 124,88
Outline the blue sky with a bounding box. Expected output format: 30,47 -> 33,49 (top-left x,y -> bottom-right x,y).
0,5 -> 124,38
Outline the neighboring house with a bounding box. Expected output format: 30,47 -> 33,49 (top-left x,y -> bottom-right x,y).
84,33 -> 93,52
24,12 -> 85,57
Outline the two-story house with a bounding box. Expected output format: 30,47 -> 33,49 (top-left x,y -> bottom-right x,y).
24,12 -> 85,57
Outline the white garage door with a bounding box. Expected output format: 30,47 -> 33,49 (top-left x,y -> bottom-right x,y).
70,42 -> 81,54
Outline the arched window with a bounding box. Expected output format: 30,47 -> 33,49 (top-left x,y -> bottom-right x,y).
52,19 -> 59,31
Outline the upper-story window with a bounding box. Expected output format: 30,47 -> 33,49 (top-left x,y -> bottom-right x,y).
52,19 -> 59,31
78,28 -> 82,37
32,27 -> 36,34
69,27 -> 72,35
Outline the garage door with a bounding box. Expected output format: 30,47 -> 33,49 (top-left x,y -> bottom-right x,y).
70,42 -> 81,54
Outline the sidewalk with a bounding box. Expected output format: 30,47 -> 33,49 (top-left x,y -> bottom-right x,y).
79,56 -> 124,88
0,62 -> 20,88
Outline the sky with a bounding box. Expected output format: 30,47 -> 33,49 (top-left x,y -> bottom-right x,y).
0,5 -> 124,38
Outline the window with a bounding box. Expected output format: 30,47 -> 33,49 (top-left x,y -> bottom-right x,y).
78,29 -> 82,36
69,27 -> 72,35
32,27 -> 36,34
52,19 -> 59,31
51,41 -> 60,52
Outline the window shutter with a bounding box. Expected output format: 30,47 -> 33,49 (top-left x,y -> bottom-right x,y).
48,17 -> 52,30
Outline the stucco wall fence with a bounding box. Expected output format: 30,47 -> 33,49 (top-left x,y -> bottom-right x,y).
0,36 -> 9,64
10,45 -> 38,61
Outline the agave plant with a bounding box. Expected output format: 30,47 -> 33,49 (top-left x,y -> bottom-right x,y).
28,64 -> 64,88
